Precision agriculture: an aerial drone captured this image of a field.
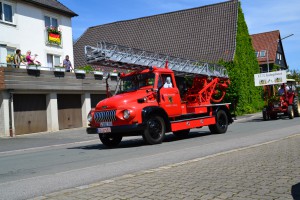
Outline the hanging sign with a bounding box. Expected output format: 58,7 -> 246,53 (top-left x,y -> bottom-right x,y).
254,70 -> 287,86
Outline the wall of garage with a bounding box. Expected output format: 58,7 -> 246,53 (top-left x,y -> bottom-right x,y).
0,67 -> 115,136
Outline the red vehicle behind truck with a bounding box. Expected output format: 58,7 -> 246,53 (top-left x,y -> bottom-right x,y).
85,42 -> 233,147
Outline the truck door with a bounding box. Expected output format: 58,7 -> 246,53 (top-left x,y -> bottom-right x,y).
158,74 -> 182,117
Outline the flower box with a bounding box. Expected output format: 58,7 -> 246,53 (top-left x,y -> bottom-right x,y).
53,67 -> 65,72
93,71 -> 104,75
75,69 -> 86,74
47,27 -> 62,46
27,65 -> 41,70
110,72 -> 118,81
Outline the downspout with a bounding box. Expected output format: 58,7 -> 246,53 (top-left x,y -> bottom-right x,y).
8,89 -> 14,137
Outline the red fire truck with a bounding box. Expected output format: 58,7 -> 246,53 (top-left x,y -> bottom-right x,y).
85,42 -> 233,147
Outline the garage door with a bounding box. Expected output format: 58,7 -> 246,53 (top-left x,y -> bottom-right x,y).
13,94 -> 47,135
57,94 -> 82,130
91,94 -> 106,108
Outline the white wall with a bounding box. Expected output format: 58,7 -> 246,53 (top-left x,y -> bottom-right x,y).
0,91 -> 10,137
0,0 -> 74,67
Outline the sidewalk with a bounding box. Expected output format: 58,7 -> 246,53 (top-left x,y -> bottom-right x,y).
33,134 -> 300,200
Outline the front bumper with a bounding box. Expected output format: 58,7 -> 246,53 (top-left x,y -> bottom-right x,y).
86,123 -> 146,136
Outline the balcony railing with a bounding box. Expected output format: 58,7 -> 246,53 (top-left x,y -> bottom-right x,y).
0,65 -> 118,91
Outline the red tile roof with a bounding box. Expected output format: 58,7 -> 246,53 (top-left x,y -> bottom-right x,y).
74,0 -> 239,67
251,30 -> 280,65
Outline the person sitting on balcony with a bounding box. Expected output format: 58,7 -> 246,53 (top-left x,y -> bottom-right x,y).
26,50 -> 41,66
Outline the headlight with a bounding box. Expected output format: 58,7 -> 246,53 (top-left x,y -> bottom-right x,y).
87,112 -> 92,122
123,109 -> 130,119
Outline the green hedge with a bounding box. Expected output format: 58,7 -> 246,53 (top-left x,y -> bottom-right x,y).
222,3 -> 264,115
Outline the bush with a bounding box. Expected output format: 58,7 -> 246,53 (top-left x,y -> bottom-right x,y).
77,65 -> 93,73
221,3 -> 264,115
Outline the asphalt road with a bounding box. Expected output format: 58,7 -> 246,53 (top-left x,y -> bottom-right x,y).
0,114 -> 299,200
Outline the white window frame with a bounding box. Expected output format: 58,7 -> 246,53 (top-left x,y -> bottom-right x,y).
260,50 -> 266,57
0,0 -> 15,24
277,53 -> 282,60
44,15 -> 58,28
47,53 -> 61,68
255,51 -> 259,58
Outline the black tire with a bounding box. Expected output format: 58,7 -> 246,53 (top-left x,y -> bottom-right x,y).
209,109 -> 228,134
173,129 -> 190,138
142,115 -> 166,145
262,110 -> 268,121
270,113 -> 277,120
99,134 -> 122,147
293,97 -> 300,117
288,105 -> 294,119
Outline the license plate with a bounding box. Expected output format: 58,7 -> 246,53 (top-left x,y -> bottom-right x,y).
100,121 -> 112,127
97,127 -> 111,133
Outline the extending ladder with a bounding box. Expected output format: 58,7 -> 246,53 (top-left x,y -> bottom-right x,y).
85,41 -> 228,78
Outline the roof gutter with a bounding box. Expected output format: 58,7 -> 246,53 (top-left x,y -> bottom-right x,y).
22,0 -> 78,17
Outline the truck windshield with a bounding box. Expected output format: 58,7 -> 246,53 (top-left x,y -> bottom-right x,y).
116,72 -> 155,94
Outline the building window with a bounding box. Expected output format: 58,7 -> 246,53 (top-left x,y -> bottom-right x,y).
6,46 -> 15,55
45,16 -> 62,46
47,54 -> 60,68
0,46 -> 15,66
44,16 -> 58,28
277,53 -> 282,60
0,1 -> 13,23
260,50 -> 266,57
255,51 -> 259,57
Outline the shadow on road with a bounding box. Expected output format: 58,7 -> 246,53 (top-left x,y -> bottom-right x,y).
292,182 -> 300,200
68,131 -> 212,150
238,117 -> 293,123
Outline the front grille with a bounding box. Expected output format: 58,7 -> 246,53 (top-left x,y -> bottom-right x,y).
94,110 -> 116,122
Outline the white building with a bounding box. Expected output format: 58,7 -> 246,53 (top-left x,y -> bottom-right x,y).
0,0 -> 77,68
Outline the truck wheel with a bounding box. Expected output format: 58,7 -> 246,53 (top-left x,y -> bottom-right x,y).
262,109 -> 269,121
143,115 -> 166,145
173,129 -> 190,138
99,134 -> 122,147
209,110 -> 228,134
288,105 -> 294,119
293,97 -> 300,117
270,113 -> 277,120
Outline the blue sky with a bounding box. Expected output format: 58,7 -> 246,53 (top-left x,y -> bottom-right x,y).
59,0 -> 300,71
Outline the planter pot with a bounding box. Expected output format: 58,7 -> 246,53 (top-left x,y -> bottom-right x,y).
94,71 -> 104,80
54,67 -> 65,72
75,69 -> 86,79
93,71 -> 104,75
27,65 -> 41,76
110,72 -> 118,81
75,69 -> 86,74
27,65 -> 41,70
